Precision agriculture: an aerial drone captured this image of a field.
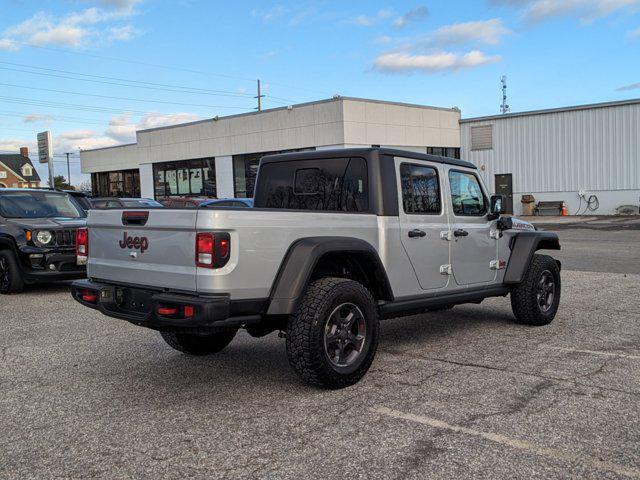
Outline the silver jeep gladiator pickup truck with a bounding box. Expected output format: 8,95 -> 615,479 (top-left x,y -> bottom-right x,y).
72,148 -> 561,389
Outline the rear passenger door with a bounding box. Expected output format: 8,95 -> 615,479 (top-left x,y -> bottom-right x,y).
446,169 -> 497,286
396,159 -> 450,291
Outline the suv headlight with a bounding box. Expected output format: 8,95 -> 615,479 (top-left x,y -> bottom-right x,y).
36,230 -> 54,245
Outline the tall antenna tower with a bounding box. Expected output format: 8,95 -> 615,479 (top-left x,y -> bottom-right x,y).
500,75 -> 510,114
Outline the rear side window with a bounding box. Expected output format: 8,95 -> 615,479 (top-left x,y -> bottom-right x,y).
449,170 -> 487,216
255,157 -> 368,212
400,164 -> 441,214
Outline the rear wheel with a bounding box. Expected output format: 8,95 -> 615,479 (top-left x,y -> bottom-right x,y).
0,251 -> 25,294
286,277 -> 379,389
510,254 -> 561,326
160,330 -> 237,355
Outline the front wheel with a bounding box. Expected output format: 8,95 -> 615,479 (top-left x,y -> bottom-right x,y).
160,329 -> 237,355
0,251 -> 25,294
286,277 -> 379,389
510,254 -> 561,326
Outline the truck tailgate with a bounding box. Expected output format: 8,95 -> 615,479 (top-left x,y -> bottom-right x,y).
87,209 -> 198,291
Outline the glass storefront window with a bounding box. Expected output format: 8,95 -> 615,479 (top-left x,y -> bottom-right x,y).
233,148 -> 315,198
91,169 -> 140,198
152,158 -> 216,199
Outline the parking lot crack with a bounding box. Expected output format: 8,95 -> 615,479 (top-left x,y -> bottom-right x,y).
380,349 -> 640,398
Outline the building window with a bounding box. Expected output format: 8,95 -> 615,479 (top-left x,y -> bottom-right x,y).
427,147 -> 460,159
470,125 -> 493,151
400,163 -> 441,215
91,169 -> 141,198
21,164 -> 33,177
153,158 -> 216,199
233,148 -> 315,198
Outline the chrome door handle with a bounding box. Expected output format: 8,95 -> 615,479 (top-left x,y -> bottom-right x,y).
454,229 -> 469,237
408,229 -> 426,238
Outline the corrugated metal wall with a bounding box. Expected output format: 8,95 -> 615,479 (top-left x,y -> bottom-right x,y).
461,102 -> 640,194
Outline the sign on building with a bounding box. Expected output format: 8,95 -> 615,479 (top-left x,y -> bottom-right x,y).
37,131 -> 53,164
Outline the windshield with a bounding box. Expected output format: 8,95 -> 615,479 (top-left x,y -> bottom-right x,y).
120,199 -> 164,208
0,191 -> 86,219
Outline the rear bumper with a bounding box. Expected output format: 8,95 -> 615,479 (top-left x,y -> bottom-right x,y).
71,279 -> 262,330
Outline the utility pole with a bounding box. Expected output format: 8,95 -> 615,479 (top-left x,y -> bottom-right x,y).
65,152 -> 72,185
255,79 -> 265,111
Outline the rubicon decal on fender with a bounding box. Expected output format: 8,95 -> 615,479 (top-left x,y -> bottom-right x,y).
119,232 -> 149,253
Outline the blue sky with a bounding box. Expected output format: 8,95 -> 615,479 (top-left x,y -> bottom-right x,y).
0,0 -> 639,185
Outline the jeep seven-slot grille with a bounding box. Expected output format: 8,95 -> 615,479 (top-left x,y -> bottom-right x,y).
54,229 -> 77,247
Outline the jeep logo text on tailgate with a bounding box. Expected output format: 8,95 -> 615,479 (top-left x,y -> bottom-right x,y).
119,232 -> 149,253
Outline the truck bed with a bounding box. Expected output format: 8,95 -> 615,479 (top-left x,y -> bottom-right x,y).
87,208 -> 384,300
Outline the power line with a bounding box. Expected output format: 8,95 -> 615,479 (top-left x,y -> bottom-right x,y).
0,63 -> 259,99
0,95 -> 151,115
8,40 -> 331,97
0,111 -> 118,126
0,83 -> 251,110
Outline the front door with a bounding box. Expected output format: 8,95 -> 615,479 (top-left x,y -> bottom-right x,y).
448,169 -> 497,286
396,159 -> 450,291
494,173 -> 513,214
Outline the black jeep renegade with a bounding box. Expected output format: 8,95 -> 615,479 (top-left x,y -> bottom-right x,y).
0,189 -> 86,294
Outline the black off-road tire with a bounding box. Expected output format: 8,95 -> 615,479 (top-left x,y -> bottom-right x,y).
286,277 -> 379,389
0,250 -> 25,294
510,254 -> 561,326
160,329 -> 237,355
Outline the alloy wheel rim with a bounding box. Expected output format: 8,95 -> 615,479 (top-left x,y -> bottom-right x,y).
323,303 -> 367,368
537,270 -> 555,313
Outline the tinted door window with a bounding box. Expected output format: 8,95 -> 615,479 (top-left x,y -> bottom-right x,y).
400,164 -> 441,214
255,157 -> 368,212
449,171 -> 487,216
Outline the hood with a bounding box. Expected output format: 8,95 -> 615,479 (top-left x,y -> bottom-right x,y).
509,217 -> 536,231
6,217 -> 87,230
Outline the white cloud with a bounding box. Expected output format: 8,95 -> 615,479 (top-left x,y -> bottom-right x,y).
616,82 -> 640,90
107,25 -> 140,41
23,113 -> 55,123
0,39 -> 19,51
429,18 -> 511,46
373,50 -> 502,74
252,5 -> 286,22
350,9 -> 394,27
629,26 -> 640,37
105,112 -> 201,143
393,6 -> 429,28
495,0 -> 640,23
0,2 -> 141,50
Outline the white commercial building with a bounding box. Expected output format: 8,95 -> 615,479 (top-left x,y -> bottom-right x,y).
81,97 -> 461,200
461,98 -> 640,215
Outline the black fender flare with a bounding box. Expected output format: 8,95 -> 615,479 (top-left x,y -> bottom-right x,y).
266,237 -> 393,315
504,231 -> 561,284
0,236 -> 19,255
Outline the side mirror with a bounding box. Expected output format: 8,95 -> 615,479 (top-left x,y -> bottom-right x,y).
488,194 -> 506,220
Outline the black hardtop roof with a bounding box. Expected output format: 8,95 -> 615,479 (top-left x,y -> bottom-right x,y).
260,147 -> 476,169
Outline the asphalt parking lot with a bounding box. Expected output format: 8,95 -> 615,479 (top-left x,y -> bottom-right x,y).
2,225 -> 639,479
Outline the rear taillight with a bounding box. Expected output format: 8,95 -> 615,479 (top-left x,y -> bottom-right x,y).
195,232 -> 231,269
76,228 -> 88,265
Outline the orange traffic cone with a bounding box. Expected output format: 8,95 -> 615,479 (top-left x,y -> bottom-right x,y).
561,203 -> 568,216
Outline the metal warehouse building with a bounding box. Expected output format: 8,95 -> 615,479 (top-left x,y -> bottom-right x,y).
80,97 -> 461,200
461,98 -> 640,215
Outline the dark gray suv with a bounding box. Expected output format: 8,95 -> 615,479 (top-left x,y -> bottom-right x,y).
0,189 -> 87,294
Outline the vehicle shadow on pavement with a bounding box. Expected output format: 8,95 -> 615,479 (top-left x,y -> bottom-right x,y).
379,307 -> 516,349
114,306 -> 517,393
20,282 -> 74,295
